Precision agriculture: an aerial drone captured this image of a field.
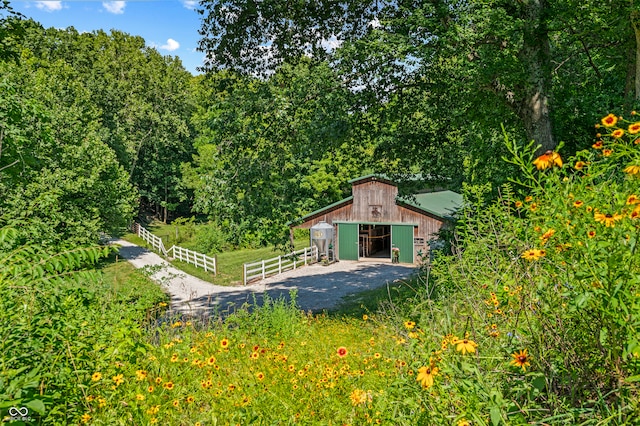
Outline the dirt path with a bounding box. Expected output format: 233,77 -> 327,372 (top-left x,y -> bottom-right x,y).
113,239 -> 416,316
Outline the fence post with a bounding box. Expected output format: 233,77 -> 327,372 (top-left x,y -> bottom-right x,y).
243,263 -> 247,286
278,256 -> 282,274
304,249 -> 307,265
203,254 -> 208,272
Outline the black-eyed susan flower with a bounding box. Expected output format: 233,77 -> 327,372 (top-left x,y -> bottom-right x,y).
457,419 -> 471,426
256,372 -> 265,381
624,164 -> 640,176
220,338 -> 230,349
611,129 -> 625,138
186,396 -> 195,403
601,113 -> 618,127
136,394 -> 145,401
539,228 -> 555,243
135,370 -> 147,381
454,338 -> 478,355
112,374 -> 124,386
515,200 -> 523,208
626,194 -> 640,205
521,249 -> 546,261
416,365 -> 439,389
349,388 -> 373,405
594,211 -> 623,227
533,150 -> 563,170
91,372 -> 102,382
510,349 -> 532,371
81,414 -> 91,424
574,161 -> 587,170
404,320 -> 416,330
163,381 -> 174,390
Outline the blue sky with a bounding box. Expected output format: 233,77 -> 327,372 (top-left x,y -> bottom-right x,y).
11,0 -> 204,74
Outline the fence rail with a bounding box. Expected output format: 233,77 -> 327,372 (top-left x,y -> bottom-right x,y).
169,245 -> 216,275
243,246 -> 318,285
132,222 -> 216,275
136,224 -> 168,256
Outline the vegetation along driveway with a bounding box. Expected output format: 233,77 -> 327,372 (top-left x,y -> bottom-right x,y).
114,239 -> 416,316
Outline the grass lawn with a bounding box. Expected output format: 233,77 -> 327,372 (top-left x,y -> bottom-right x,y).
122,221 -> 310,286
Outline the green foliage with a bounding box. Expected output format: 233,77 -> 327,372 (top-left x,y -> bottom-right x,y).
195,222 -> 229,254
0,229 -> 167,424
185,63 -> 378,244
0,32 -> 137,246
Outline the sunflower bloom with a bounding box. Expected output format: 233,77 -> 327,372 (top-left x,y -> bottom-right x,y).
533,150 -> 563,170
594,211 -> 624,227
611,129 -> 625,138
416,366 -> 439,389
510,349 -> 532,371
601,113 -> 618,127
454,339 -> 478,355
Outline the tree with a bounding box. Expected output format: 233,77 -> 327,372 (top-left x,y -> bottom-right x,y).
0,33 -> 136,246
197,0 -> 638,156
19,24 -> 196,221
184,61 -> 378,245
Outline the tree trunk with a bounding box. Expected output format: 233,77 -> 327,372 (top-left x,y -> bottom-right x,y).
519,0 -> 555,155
632,12 -> 640,101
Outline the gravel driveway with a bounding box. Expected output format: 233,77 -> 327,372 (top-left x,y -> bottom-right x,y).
113,239 -> 416,316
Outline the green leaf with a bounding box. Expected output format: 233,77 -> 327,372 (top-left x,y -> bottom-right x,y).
490,406 -> 502,426
24,399 -> 45,415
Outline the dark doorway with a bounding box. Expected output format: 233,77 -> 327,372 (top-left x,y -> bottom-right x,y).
359,224 -> 391,259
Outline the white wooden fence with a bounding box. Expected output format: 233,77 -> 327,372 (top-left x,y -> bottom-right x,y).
136,224 -> 168,256
132,222 -> 216,275
168,245 -> 216,274
243,246 -> 318,285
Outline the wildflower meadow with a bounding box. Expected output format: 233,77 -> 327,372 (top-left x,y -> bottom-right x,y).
3,111 -> 640,424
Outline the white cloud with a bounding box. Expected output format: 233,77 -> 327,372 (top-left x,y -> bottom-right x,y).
181,0 -> 198,9
35,1 -> 63,12
103,1 -> 126,14
160,38 -> 180,52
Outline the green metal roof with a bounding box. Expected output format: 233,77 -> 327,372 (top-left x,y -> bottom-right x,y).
398,190 -> 462,219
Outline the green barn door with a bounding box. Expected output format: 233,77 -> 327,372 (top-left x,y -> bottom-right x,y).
391,225 -> 414,263
338,223 -> 359,260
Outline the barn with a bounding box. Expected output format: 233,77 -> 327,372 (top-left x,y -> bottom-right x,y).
290,174 -> 462,264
